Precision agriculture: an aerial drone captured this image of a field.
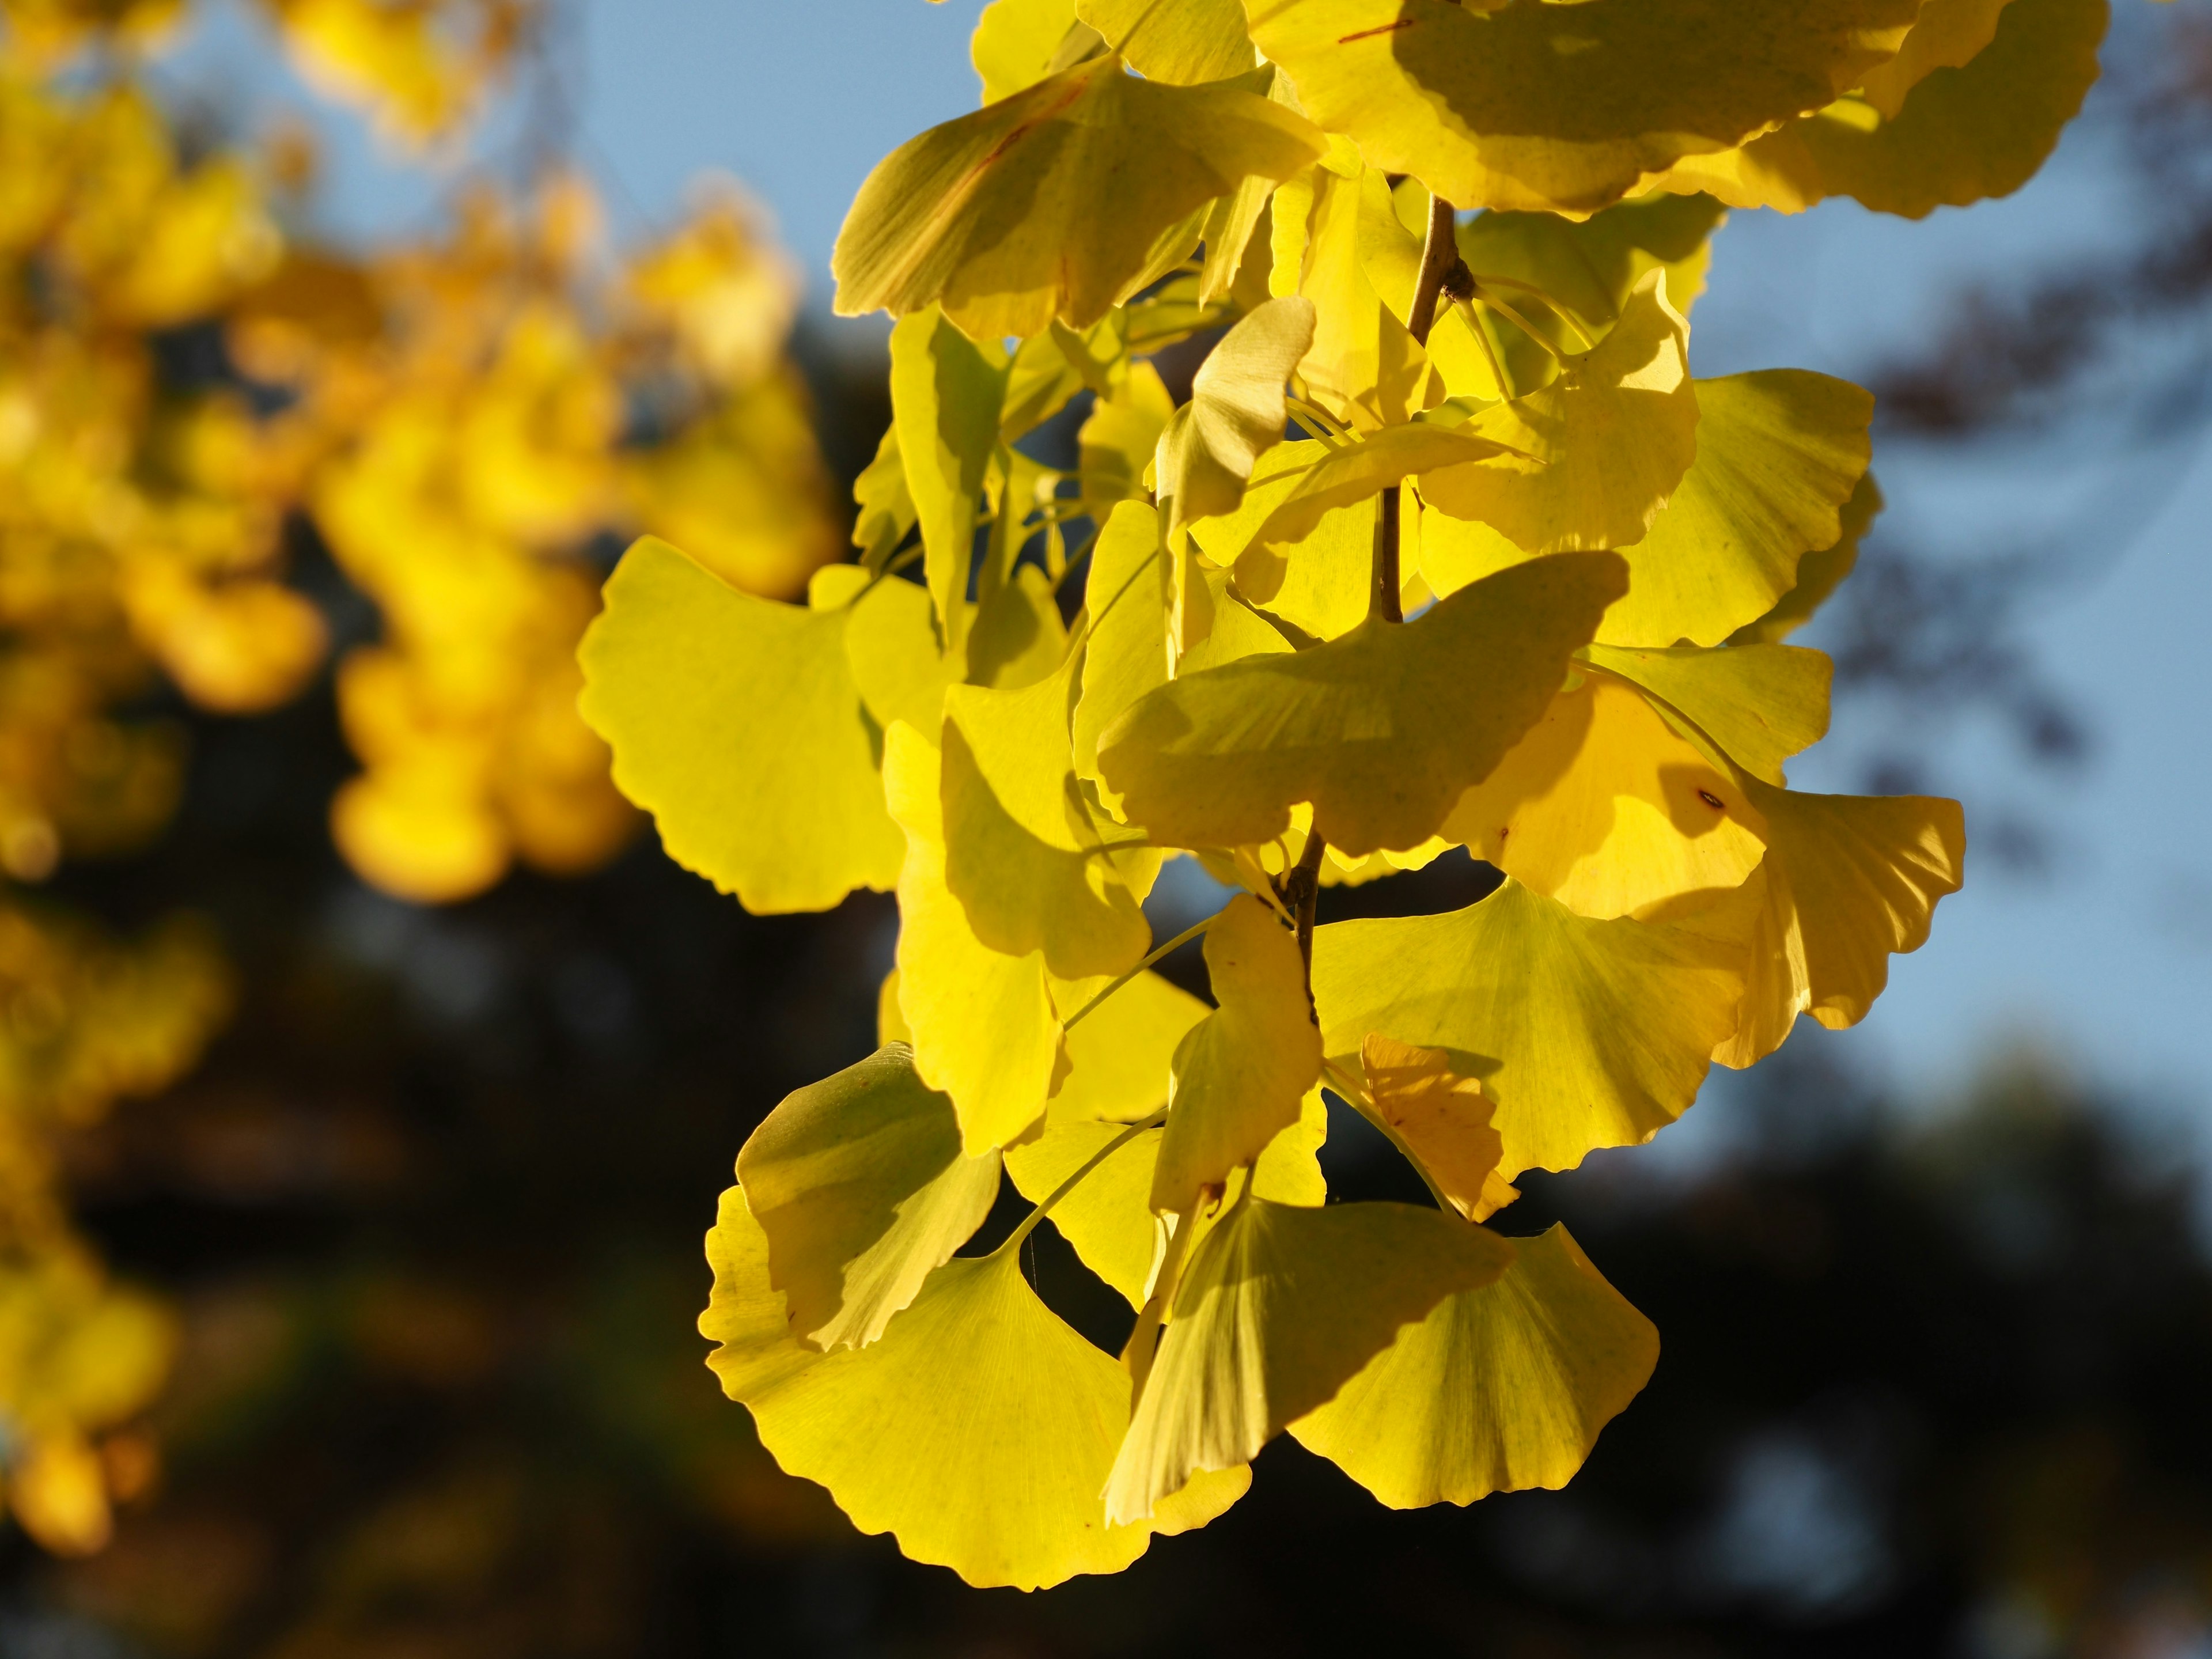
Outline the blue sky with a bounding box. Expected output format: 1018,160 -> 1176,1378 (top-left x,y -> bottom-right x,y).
176,1 -> 2212,1134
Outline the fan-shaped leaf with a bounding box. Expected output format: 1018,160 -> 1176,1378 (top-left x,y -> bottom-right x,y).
1289,1224 -> 1657,1507
578,537 -> 902,915
737,1044 -> 1002,1350
1104,1196 -> 1513,1523
1313,880 -> 1744,1178
1358,1035 -> 1516,1222
1585,642 -> 1832,786
1152,896 -> 1321,1216
833,55 -> 1322,341
1097,552 -> 1626,858
1078,0 -> 1253,83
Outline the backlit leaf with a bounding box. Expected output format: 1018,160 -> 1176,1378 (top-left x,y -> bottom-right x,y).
1097,552 -> 1626,857
1104,1196 -> 1513,1522
1423,274 -> 1698,554
1151,896 -> 1321,1216
736,1044 -> 1002,1350
1313,880 -> 1745,1178
578,537 -> 902,914
1731,474 -> 1883,645
743,1241 -> 1249,1588
884,721 -> 1063,1153
1358,1035 -> 1516,1222
972,0 -> 1088,105
1289,1224 -> 1657,1507
1048,968 -> 1208,1124
1246,0 -> 1921,215
1585,642 -> 1832,787
1156,294 -> 1317,531
1078,0 -> 1254,83
891,306 -> 1006,654
833,55 -> 1323,341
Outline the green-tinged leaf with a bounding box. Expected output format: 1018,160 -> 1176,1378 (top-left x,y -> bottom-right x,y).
1456,191 -> 1728,329
972,0 -> 1090,105
1245,0 -> 1922,216
1290,1224 -> 1657,1507
1006,1089 -> 1329,1309
1097,552 -> 1626,858
1157,295 -> 1317,530
1440,672 -> 1767,919
747,1247 -> 1249,1590
843,571 -> 961,737
1075,499 -> 1291,802
1713,782 -> 1966,1066
1732,474 -> 1882,645
737,1044 -> 1002,1350
968,562 -> 1071,692
941,661 -> 1153,980
1002,324 -> 1097,441
1858,0 -> 2016,118
1152,896 -> 1321,1215
1105,1196 -> 1513,1522
1189,439 -> 1376,642
1654,0 -> 2105,218
853,425 -> 916,570
578,537 -> 902,915
1245,423 -> 1518,566
1078,0 -> 1253,82
1423,274 -> 1698,554
701,1184 -> 821,1403
885,721 -> 1063,1153
1079,361 -> 1175,515
1419,370 -> 1870,647
1313,880 -> 1744,1179
833,55 -> 1323,341
1358,1035 -> 1516,1222
1050,968 -> 1208,1123
891,308 -> 1005,655
1585,642 -> 1832,787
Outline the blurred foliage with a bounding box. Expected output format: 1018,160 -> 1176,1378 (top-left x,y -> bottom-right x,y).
0,0 -> 835,1565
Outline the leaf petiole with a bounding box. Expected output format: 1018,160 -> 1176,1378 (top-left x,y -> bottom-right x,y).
1320,1056 -> 1462,1218
1061,907 -> 1225,1033
1001,1107 -> 1167,1256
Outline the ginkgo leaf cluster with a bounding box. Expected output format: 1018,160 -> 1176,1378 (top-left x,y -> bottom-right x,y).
573,0 -> 2066,1592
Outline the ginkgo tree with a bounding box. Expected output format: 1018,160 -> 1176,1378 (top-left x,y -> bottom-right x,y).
579,0 -> 2105,1591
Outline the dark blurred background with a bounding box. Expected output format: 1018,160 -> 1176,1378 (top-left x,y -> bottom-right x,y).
10,1 -> 2212,1654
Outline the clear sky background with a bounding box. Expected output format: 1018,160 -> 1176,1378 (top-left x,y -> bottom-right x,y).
173,2 -> 2212,1141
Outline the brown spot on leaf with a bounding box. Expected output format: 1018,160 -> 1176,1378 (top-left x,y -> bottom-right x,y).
1697,789 -> 1726,810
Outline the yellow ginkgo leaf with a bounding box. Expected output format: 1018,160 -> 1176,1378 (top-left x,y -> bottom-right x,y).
1714,781 -> 1965,1066
1289,1224 -> 1657,1508
1653,0 -> 2105,219
1244,423 -> 1521,569
1007,1087 -> 1330,1309
1048,967 -> 1208,1123
1455,191 -> 1728,330
1423,274 -> 1698,554
1245,0 -> 1921,216
1585,642 -> 1833,787
736,1044 -> 1003,1350
1075,499 -> 1292,804
842,571 -> 961,738
833,54 -> 1322,342
1105,1196 -> 1513,1523
578,537 -> 903,915
1097,552 -> 1626,858
700,1184 -> 825,1404
1078,359 -> 1175,515
1313,880 -> 1745,1179
1078,0 -> 1254,82
891,307 -> 1006,654
941,660 -> 1154,982
971,0 -> 1088,104
851,426 -> 915,570
1187,440 -> 1383,642
1858,0 -> 2015,118
1156,294 -> 1317,531
1151,896 -> 1321,1216
1441,673 -> 1766,919
885,721 -> 1064,1153
969,562 -> 1073,692
751,1244 -> 1249,1589
1419,370 -> 1870,649
1271,158 -> 1445,428
1358,1035 -> 1516,1222
1732,474 -> 1883,646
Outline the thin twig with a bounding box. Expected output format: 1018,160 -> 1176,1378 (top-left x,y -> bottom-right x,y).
1372,192 -> 1461,622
